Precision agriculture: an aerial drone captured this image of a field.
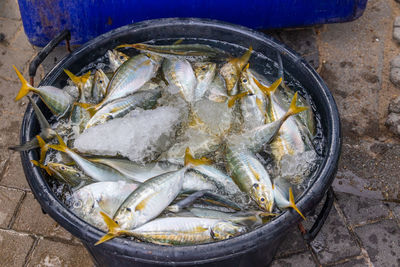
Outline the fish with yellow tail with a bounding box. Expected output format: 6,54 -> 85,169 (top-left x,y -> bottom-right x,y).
220,46 -> 252,95
64,69 -> 92,102
96,213 -> 246,246
92,69 -> 109,103
95,148 -> 208,244
272,184 -> 306,220
13,66 -> 75,117
48,134 -> 135,183
228,92 -> 308,153
107,49 -> 129,72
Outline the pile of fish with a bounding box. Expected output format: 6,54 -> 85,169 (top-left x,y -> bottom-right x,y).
11,40 -> 320,246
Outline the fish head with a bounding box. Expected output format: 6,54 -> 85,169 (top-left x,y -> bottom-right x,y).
250,183 -> 274,212
71,188 -> 95,216
94,69 -> 108,87
113,207 -> 136,229
193,62 -> 217,82
112,50 -> 129,64
211,222 -> 246,240
47,163 -> 82,182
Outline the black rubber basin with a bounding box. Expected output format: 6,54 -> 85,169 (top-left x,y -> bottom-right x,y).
19,18 -> 341,267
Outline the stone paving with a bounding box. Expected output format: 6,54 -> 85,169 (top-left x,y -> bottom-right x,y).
0,0 -> 400,266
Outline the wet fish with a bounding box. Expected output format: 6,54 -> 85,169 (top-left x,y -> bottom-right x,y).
229,92 -> 308,153
92,69 -> 109,103
107,49 -> 129,72
225,146 -> 274,211
85,89 -> 161,129
96,215 -> 245,245
47,162 -> 94,187
118,42 -> 226,60
220,47 -> 252,95
93,53 -> 162,110
71,181 -> 139,230
272,184 -> 305,220
162,58 -> 197,102
48,135 -> 135,183
193,62 -> 217,101
13,66 -> 75,117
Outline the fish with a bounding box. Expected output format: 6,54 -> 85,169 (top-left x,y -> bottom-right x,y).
192,62 -> 217,101
9,96 -> 57,151
118,42 -> 226,60
189,208 -> 276,227
48,134 -> 136,183
93,53 -> 162,110
225,146 -> 274,211
92,69 -> 109,103
162,58 -> 197,102
13,66 -> 75,117
253,77 -> 314,162
107,49 -> 130,72
84,89 -> 161,129
96,215 -> 245,245
71,181 -> 139,230
272,184 -> 306,220
70,102 -> 91,134
220,47 -> 252,95
228,92 -> 308,153
206,74 -> 228,103
239,65 -> 270,130
47,162 -> 94,187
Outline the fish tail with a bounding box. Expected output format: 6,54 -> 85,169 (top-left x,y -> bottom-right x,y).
95,212 -> 127,245
36,135 -> 48,163
115,43 -> 144,50
184,147 -> 212,167
74,102 -> 96,117
31,160 -> 52,175
286,92 -> 308,118
13,65 -> 35,101
227,91 -> 250,108
64,69 -> 91,87
253,77 -> 282,97
237,46 -> 253,70
289,187 -> 306,220
48,134 -> 68,153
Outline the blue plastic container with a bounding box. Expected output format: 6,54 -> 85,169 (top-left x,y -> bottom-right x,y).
18,0 -> 368,46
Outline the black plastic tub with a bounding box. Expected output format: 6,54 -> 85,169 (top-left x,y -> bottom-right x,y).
20,18 -> 341,267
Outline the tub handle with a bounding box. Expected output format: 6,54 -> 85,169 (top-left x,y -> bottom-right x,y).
28,29 -> 72,86
302,186 -> 334,242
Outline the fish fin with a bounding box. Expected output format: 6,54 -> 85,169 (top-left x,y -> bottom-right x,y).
74,102 -> 96,117
64,69 -> 91,87
243,63 -> 250,72
27,96 -> 51,130
288,187 -> 306,220
259,212 -> 278,217
236,46 -> 253,70
115,44 -> 136,49
31,160 -> 52,175
36,135 -> 48,163
255,97 -> 264,115
13,65 -> 35,101
287,92 -> 308,116
135,193 -> 156,211
227,91 -> 249,108
48,134 -> 68,153
248,164 -> 260,181
8,139 -> 39,151
253,77 -> 282,97
173,38 -> 184,45
184,148 -> 212,166
95,212 -> 122,246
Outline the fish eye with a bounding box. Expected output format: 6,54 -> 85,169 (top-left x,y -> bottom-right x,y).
253,183 -> 259,189
73,200 -> 82,209
260,197 -> 265,202
61,166 -> 65,170
119,56 -> 124,59
243,79 -> 247,83
201,67 -> 207,71
126,207 -> 132,212
99,80 -> 103,84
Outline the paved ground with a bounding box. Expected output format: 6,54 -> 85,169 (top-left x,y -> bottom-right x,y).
0,0 -> 400,266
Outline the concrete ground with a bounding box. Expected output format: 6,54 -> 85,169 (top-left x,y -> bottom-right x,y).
0,0 -> 400,266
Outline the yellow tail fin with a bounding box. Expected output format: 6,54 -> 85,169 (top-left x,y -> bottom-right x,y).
74,102 -> 97,117
64,70 -> 91,88
184,148 -> 212,167
227,91 -> 249,108
253,77 -> 282,97
31,160 -> 52,176
95,212 -> 124,246
288,187 -> 306,220
48,134 -> 68,153
287,92 -> 308,116
13,65 -> 35,101
36,135 -> 48,164
236,46 -> 253,71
